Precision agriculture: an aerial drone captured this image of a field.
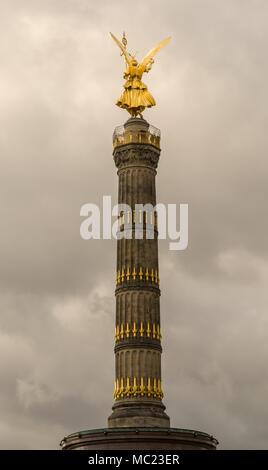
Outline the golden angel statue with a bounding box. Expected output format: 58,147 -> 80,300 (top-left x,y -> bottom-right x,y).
110,32 -> 171,118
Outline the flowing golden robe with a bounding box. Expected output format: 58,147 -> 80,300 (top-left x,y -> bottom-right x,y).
116,63 -> 155,117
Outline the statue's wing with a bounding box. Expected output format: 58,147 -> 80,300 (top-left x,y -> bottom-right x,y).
138,37 -> 171,73
110,32 -> 131,66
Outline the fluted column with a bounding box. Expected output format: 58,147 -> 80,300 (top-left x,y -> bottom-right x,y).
108,117 -> 170,428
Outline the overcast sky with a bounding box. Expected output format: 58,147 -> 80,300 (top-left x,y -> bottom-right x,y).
0,0 -> 268,449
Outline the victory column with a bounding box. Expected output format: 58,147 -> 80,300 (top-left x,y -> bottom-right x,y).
60,32 -> 218,450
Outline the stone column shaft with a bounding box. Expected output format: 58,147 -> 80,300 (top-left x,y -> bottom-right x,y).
108,117 -> 170,428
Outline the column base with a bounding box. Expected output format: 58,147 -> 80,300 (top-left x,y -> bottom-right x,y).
108,399 -> 170,428
60,427 -> 218,450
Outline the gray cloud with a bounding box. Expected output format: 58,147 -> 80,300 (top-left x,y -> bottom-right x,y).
0,0 -> 267,449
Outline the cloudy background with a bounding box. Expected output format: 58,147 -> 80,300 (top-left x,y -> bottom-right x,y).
0,0 -> 267,449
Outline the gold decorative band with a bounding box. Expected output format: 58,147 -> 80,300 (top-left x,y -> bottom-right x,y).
114,376 -> 163,400
115,322 -> 162,342
113,130 -> 160,150
118,210 -> 158,227
116,267 -> 159,284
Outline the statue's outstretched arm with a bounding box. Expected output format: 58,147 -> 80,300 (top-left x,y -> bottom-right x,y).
144,58 -> 154,74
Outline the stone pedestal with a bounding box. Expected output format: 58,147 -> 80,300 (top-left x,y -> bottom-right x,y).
60,427 -> 218,450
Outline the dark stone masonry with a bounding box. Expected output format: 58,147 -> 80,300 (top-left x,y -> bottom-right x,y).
60,117 -> 218,450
